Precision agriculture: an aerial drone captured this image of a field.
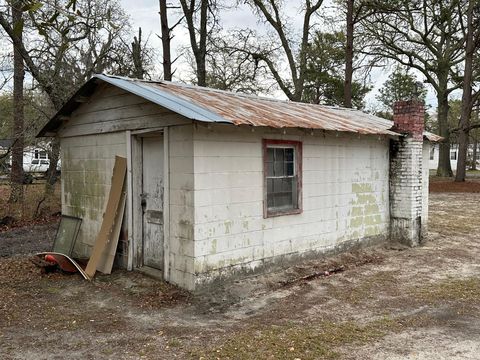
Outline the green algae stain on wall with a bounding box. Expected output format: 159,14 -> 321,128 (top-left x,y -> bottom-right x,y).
62,153 -> 112,227
210,239 -> 217,254
349,182 -> 383,238
224,220 -> 233,234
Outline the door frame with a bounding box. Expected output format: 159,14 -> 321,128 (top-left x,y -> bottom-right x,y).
126,127 -> 170,281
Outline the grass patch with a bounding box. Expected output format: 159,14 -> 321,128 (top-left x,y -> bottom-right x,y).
327,270 -> 400,305
428,211 -> 480,235
190,316 -> 422,360
411,277 -> 480,305
167,338 -> 182,348
192,274 -> 473,360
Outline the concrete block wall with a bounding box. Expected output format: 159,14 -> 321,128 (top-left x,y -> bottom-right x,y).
60,132 -> 126,258
168,124 -> 196,290
191,124 -> 390,286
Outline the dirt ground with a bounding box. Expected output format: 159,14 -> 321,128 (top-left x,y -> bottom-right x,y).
0,221 -> 58,257
429,176 -> 480,193
1,191 -> 480,359
0,182 -> 61,229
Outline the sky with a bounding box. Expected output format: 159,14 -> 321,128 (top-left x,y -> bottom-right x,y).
119,0 -> 444,110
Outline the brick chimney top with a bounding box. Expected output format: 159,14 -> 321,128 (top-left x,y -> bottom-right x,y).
392,100 -> 425,141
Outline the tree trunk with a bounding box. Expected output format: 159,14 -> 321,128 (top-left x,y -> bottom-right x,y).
456,131 -> 468,181
159,0 -> 172,81
344,0 -> 354,108
9,0 -> 24,204
131,27 -> 144,79
472,136 -> 478,171
179,0 -> 208,86
455,0 -> 475,182
45,138 -> 60,195
436,87 -> 453,177
196,0 -> 208,87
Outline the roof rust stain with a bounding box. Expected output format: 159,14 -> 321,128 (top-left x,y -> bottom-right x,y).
146,81 -> 398,136
39,74 -> 443,141
423,131 -> 443,142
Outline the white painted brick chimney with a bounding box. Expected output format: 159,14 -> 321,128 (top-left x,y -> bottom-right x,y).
389,100 -> 425,246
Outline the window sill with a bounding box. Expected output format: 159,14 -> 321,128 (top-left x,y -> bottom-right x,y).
265,208 -> 302,218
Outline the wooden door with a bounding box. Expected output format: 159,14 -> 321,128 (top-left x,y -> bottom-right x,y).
141,136 -> 164,269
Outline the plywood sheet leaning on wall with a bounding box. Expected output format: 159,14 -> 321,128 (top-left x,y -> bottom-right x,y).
85,156 -> 127,279
96,193 -> 126,274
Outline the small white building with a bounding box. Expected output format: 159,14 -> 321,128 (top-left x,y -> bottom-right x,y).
429,143 -> 480,171
39,74 -> 440,291
0,140 -> 58,174
23,144 -> 51,173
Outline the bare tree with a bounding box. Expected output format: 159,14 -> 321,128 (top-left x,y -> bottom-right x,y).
131,28 -> 145,79
455,0 -> 480,181
344,0 -> 354,108
202,32 -> 270,93
360,0 -> 466,177
9,0 -> 25,203
239,0 -> 323,102
179,0 -> 219,86
0,0 -> 151,198
159,0 -> 182,80
341,0 -> 373,108
160,0 -> 173,80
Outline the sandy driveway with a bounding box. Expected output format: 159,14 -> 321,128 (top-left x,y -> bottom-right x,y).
1,192 -> 479,359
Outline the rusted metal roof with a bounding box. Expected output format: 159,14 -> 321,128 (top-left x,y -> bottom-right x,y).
39,74 -> 441,141
117,75 -> 399,136
423,131 -> 443,142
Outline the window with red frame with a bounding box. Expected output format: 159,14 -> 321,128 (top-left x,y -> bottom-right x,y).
263,140 -> 302,217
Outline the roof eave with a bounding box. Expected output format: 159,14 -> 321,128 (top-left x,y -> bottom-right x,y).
37,77 -> 101,137
423,131 -> 443,142
37,74 -> 232,138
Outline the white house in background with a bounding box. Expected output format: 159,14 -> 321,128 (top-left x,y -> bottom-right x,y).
429,143 -> 480,170
0,139 -> 59,174
38,74 -> 441,291
23,145 -> 51,173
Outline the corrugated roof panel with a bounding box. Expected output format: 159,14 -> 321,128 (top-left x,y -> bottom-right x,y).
132,78 -> 398,136
95,74 -> 229,123
424,131 -> 443,142
41,74 -> 442,139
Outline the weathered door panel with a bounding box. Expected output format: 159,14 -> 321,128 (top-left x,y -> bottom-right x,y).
142,136 -> 164,269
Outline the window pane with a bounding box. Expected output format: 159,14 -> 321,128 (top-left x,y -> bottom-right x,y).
275,148 -> 284,163
273,193 -> 293,208
267,148 -> 274,162
267,178 -> 274,193
282,177 -> 292,192
286,161 -> 294,176
274,160 -> 284,176
267,162 -> 274,176
273,178 -> 282,193
292,176 -> 298,208
267,193 -> 274,208
285,148 -> 294,161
